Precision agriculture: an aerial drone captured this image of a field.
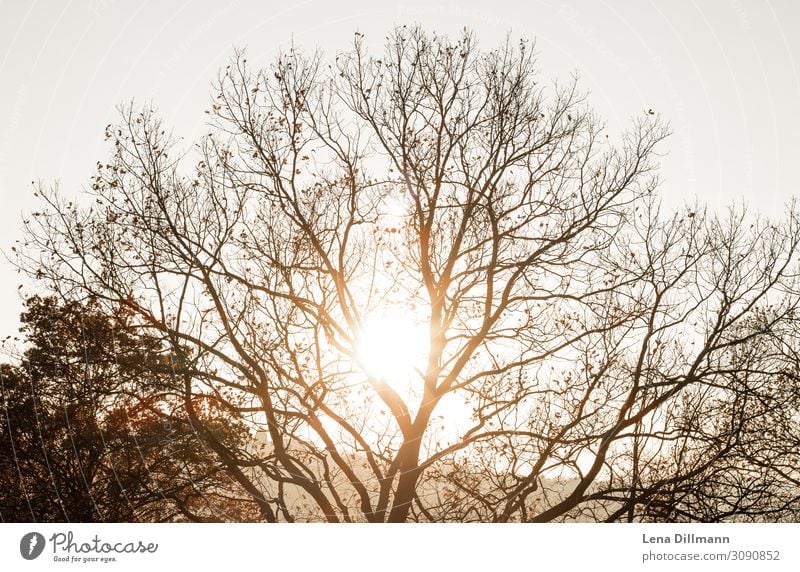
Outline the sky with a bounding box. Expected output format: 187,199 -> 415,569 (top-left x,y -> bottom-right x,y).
0,0 -> 798,337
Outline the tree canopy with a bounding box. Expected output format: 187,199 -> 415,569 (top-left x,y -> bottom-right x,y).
13,26 -> 800,522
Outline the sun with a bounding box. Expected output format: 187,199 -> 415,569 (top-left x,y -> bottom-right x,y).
354,310 -> 428,396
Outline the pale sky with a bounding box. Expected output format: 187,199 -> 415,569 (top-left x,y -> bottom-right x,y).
0,0 -> 798,336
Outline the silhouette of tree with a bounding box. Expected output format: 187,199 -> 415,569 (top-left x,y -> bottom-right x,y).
0,296 -> 261,522
14,26 -> 800,521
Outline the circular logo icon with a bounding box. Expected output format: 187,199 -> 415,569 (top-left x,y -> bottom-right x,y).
20,532 -> 46,560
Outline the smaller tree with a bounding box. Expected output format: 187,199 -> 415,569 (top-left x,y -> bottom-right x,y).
0,296 -> 260,522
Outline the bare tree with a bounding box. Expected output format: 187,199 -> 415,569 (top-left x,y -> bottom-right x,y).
16,26 -> 800,522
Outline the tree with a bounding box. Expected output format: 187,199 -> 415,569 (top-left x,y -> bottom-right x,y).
0,296 -> 261,522
15,26 -> 800,522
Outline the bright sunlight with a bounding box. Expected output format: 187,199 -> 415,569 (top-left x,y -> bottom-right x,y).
354,310 -> 428,396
